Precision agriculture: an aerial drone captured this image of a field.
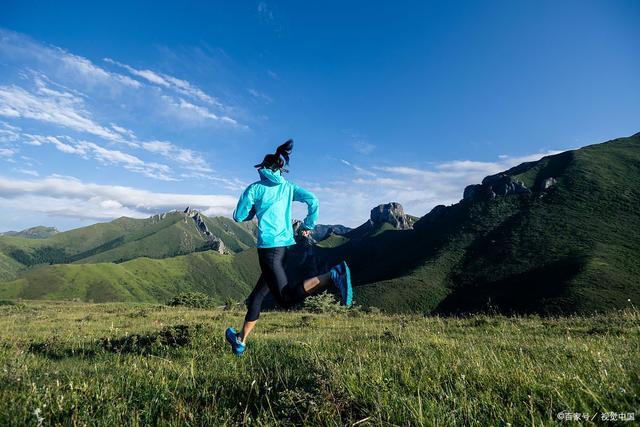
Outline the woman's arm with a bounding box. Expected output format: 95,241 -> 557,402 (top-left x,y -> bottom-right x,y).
292,184 -> 319,230
233,185 -> 256,222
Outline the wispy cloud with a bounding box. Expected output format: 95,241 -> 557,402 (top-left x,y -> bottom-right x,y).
0,28 -> 140,91
248,88 -> 273,104
352,141 -> 376,155
0,121 -> 20,143
0,29 -> 244,133
0,80 -> 123,141
339,159 -> 376,176
24,134 -> 175,181
306,149 -> 564,226
160,95 -> 240,126
0,175 -> 237,220
0,29 -> 244,184
14,168 -> 39,177
141,140 -> 211,172
104,58 -> 220,106
0,148 -> 15,157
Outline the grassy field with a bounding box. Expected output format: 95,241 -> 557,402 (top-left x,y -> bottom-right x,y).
0,301 -> 638,425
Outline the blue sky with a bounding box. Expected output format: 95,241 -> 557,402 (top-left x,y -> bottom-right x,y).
0,0 -> 639,230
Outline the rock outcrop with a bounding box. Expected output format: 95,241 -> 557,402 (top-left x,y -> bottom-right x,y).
183,208 -> 225,254
463,174 -> 531,203
291,221 -> 351,244
311,224 -> 352,241
539,177 -> 557,191
462,172 -> 560,204
368,202 -> 414,230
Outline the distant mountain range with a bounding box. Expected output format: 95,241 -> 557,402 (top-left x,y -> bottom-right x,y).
0,133 -> 638,313
0,207 -> 350,303
0,226 -> 59,239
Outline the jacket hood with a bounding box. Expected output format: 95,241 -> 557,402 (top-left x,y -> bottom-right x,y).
258,168 -> 285,185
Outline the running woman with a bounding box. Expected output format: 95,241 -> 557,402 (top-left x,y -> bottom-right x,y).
225,139 -> 352,356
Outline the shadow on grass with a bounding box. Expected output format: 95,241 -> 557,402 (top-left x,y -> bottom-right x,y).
27,324 -> 201,359
202,342 -> 370,425
436,256 -> 588,315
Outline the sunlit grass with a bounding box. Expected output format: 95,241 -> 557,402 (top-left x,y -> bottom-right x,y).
0,301 -> 638,425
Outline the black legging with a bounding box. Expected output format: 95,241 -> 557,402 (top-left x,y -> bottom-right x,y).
244,246 -> 307,322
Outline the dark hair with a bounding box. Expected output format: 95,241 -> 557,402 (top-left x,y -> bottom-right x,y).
254,139 -> 294,172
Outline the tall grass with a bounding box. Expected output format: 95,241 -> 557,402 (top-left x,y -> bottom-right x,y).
0,301 -> 638,425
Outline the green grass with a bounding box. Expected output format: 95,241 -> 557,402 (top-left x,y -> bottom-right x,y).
0,301 -> 637,425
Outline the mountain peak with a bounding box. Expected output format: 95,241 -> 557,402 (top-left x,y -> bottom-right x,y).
369,202 -> 414,230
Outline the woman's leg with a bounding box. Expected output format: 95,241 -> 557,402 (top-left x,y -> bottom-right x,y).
258,247 -> 300,307
240,274 -> 270,343
258,247 -> 332,307
234,247 -> 335,348
303,272 -> 332,294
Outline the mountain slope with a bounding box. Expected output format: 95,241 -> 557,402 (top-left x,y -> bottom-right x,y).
0,248 -> 260,303
0,226 -> 59,239
0,211 -> 258,279
318,133 -> 640,314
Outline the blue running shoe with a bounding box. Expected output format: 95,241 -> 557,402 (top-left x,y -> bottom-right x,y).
225,327 -> 246,356
330,261 -> 353,306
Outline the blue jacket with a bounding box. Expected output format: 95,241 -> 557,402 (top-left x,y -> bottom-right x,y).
232,168 -> 319,248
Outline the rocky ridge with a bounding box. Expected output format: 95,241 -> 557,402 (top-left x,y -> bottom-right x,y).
367,202 -> 415,230
183,207 -> 225,254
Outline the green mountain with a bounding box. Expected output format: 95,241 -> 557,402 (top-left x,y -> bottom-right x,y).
316,133 -> 640,314
0,248 -> 260,303
0,226 -> 59,239
0,210 -> 258,281
1,133 -> 638,312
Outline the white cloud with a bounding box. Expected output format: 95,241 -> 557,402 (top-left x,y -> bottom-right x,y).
15,168 -> 39,177
160,96 -> 239,126
340,159 -> 377,176
0,82 -> 123,141
0,29 -> 140,91
24,134 -> 175,181
58,51 -> 141,89
0,148 -> 15,157
305,149 -> 565,227
104,58 -> 219,106
0,122 -> 20,143
248,88 -> 273,104
48,136 -> 86,155
73,140 -> 175,181
110,123 -> 136,139
1,29 -> 244,132
352,141 -> 376,155
0,175 -> 237,221
179,173 -> 247,191
141,140 -> 211,172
